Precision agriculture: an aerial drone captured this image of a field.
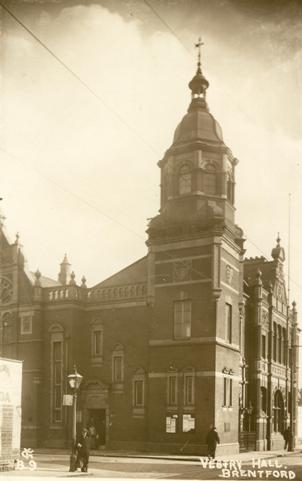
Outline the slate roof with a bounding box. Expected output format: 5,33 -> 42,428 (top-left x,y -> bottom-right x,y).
92,256 -> 147,288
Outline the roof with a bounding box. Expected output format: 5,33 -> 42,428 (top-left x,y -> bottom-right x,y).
244,257 -> 276,290
173,106 -> 224,145
92,256 -> 147,288
28,271 -> 61,288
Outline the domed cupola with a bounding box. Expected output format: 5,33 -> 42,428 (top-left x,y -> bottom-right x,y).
173,38 -> 224,146
147,39 -> 241,244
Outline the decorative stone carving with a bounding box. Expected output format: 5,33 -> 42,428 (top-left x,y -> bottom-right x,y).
225,265 -> 234,284
0,277 -> 13,304
173,260 -> 192,282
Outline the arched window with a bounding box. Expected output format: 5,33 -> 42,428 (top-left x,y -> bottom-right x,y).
278,325 -> 282,363
178,164 -> 192,195
183,369 -> 195,406
167,370 -> 178,406
227,172 -> 234,204
132,368 -> 146,409
261,387 -> 267,414
49,324 -> 64,424
203,164 -> 216,195
112,344 -> 124,385
273,390 -> 284,432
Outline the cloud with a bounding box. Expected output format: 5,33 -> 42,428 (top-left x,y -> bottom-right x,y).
1,0 -> 302,319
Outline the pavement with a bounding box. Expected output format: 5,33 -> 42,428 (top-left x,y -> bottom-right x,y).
33,446 -> 302,463
1,447 -> 302,479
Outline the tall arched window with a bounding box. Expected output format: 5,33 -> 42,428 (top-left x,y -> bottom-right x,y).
49,324 -> 64,424
112,344 -> 124,385
261,387 -> 267,414
203,164 -> 216,195
273,390 -> 284,432
178,164 -> 192,195
227,172 -> 234,204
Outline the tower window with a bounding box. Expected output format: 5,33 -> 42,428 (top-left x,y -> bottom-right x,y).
225,303 -> 232,343
174,300 -> 191,339
203,164 -> 216,195
178,164 -> 192,195
227,172 -> 234,204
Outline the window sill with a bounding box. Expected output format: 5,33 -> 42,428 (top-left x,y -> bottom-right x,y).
132,407 -> 145,418
166,405 -> 178,412
112,383 -> 124,392
91,356 -> 104,365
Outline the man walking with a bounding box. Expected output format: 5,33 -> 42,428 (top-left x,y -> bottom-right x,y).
76,428 -> 90,472
206,425 -> 220,460
283,426 -> 292,451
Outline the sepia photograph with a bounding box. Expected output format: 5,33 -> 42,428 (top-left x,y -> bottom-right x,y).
0,0 -> 302,479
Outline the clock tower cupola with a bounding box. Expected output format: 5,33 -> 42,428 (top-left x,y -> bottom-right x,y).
148,39 -> 241,245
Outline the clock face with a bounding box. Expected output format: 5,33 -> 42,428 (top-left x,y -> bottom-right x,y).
0,277 -> 13,304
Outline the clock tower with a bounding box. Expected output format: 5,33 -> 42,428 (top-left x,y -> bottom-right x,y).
146,42 -> 245,454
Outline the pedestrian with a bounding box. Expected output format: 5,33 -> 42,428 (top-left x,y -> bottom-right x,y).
88,418 -> 98,450
76,428 -> 90,472
283,426 -> 292,451
206,425 -> 220,460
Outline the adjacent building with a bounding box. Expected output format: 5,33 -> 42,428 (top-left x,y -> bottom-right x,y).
0,52 -> 298,455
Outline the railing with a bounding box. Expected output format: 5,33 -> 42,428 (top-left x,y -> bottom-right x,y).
87,283 -> 147,303
44,286 -> 87,303
44,283 -> 147,303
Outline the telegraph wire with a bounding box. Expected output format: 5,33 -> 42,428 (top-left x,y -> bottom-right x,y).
143,0 -> 191,54
1,4 -> 301,294
0,2 -> 160,159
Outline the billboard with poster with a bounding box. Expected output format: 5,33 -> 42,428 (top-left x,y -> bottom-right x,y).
0,357 -> 22,469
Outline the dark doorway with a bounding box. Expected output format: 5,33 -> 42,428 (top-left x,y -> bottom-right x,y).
88,409 -> 106,448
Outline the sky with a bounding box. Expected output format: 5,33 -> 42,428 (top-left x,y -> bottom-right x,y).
1,0 -> 302,318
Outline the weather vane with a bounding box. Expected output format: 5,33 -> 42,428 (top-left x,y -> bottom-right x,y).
195,37 -> 204,71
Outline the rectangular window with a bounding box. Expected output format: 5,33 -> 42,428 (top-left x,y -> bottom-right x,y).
179,173 -> 192,195
52,340 -> 63,423
225,304 -> 232,343
21,315 -> 32,335
167,375 -> 177,405
184,374 -> 194,405
261,334 -> 266,359
134,380 -> 144,407
229,378 -> 233,407
204,173 -> 216,195
223,377 -> 233,407
174,300 -> 191,339
223,377 -> 227,406
92,330 -> 103,357
113,356 -> 122,382
273,323 -> 277,361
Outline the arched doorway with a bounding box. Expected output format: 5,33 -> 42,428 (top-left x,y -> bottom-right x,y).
80,380 -> 109,448
273,390 -> 284,433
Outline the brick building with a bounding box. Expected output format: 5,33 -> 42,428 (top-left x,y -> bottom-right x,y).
0,55 -> 298,455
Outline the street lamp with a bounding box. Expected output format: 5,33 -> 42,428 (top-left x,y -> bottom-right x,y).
67,365 -> 83,472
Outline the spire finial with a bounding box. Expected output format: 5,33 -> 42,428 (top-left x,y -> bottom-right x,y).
188,36 -> 209,105
195,37 -> 204,73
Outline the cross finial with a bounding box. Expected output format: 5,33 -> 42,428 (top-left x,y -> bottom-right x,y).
195,37 -> 204,72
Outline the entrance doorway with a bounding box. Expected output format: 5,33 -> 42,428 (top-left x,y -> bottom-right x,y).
88,409 -> 106,448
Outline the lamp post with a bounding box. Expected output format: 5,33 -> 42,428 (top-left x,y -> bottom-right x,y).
67,365 -> 83,472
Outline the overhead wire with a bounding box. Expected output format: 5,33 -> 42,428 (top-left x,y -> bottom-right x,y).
1,2 -> 302,296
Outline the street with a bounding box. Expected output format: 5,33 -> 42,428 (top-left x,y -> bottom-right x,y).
2,452 -> 302,480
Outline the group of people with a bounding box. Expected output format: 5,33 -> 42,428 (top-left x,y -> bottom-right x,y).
75,419 -> 100,472
74,422 -> 293,472
205,425 -> 293,461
